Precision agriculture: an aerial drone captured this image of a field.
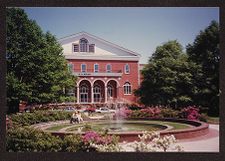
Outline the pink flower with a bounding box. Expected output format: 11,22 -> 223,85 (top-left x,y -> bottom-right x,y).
181,106 -> 200,120
82,131 -> 100,143
82,131 -> 113,145
115,107 -> 132,119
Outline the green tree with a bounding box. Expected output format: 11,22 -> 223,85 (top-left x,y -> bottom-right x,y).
135,40 -> 195,108
6,8 -> 76,113
186,20 -> 219,116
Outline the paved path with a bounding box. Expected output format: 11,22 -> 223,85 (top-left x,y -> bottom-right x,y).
176,124 -> 219,152
119,124 -> 219,152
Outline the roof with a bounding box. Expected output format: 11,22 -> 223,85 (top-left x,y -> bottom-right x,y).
58,31 -> 141,57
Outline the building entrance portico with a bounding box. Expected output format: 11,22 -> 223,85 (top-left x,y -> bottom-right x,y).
76,78 -> 119,104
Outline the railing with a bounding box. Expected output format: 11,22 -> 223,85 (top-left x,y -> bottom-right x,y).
73,70 -> 122,77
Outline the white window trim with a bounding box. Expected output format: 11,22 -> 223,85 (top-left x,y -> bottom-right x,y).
107,84 -> 113,97
89,44 -> 95,53
80,38 -> 89,53
106,64 -> 112,73
72,43 -> 79,53
94,63 -> 99,73
124,64 -> 130,74
123,82 -> 132,95
81,63 -> 87,73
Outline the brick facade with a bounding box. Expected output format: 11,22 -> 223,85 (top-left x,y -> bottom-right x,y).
67,59 -> 139,104
59,32 -> 142,104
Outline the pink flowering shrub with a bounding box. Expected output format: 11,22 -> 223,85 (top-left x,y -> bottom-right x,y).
129,107 -> 161,119
126,105 -> 201,120
82,131 -> 114,145
82,131 -> 100,144
81,131 -> 120,151
180,106 -> 200,120
115,106 -> 132,119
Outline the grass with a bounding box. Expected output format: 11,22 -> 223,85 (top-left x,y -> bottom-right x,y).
64,120 -> 191,132
44,120 -> 192,132
161,121 -> 191,130
45,124 -> 72,131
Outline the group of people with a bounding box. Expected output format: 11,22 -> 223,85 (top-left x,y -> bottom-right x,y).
70,111 -> 83,124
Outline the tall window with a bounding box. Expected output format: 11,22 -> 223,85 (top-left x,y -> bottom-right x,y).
89,44 -> 95,52
94,64 -> 99,73
80,38 -> 88,52
80,85 -> 88,103
125,64 -> 130,74
124,82 -> 131,95
94,85 -> 101,102
67,63 -> 74,72
81,64 -> 87,73
73,44 -> 79,52
106,64 -> 112,73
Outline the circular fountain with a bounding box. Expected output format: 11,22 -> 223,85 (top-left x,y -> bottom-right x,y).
31,105 -> 209,142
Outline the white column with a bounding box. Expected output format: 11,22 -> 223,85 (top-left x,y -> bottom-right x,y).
77,87 -> 79,104
91,86 -> 94,103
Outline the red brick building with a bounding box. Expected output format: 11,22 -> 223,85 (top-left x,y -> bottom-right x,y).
59,32 -> 142,104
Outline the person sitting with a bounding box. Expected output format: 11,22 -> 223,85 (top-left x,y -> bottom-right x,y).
77,111 -> 83,123
70,112 -> 79,124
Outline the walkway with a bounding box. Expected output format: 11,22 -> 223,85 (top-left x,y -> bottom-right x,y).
119,124 -> 219,152
176,124 -> 219,152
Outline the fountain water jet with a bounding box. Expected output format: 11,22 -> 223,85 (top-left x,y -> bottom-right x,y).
106,97 -> 128,131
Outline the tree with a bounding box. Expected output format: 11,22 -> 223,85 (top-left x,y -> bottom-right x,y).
186,20 -> 219,116
6,8 -> 76,113
135,40 -> 195,108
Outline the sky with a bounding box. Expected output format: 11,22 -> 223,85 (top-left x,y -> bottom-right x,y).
23,7 -> 219,64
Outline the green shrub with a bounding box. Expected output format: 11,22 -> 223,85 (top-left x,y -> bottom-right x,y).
61,135 -> 84,152
6,126 -> 62,152
160,108 -> 180,119
9,110 -> 72,127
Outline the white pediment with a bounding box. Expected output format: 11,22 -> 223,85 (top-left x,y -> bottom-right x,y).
58,32 -> 140,61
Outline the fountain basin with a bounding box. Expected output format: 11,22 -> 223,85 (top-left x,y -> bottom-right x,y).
32,119 -> 209,142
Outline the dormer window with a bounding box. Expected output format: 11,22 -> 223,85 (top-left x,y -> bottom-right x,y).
73,38 -> 95,53
73,44 -> 79,52
80,38 -> 88,52
89,44 -> 95,52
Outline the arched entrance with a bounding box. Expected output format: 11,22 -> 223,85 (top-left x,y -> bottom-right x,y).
93,80 -> 105,103
79,80 -> 91,103
106,80 -> 117,102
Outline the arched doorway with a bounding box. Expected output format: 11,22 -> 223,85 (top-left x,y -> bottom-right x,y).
93,80 -> 105,103
106,80 -> 117,102
79,80 -> 91,103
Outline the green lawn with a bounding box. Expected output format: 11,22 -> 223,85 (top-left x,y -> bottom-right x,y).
161,121 -> 192,130
45,124 -> 72,131
45,120 -> 192,132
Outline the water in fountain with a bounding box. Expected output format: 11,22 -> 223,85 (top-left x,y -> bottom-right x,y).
108,98 -> 127,131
